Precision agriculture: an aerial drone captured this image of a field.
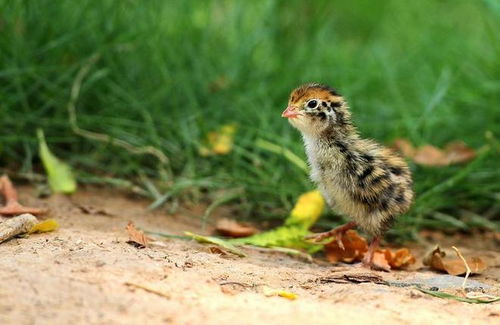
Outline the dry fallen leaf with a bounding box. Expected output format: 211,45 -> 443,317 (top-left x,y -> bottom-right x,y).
324,230 -> 368,263
372,250 -> 392,271
215,218 -> 258,238
126,222 -> 150,248
423,246 -> 487,276
373,248 -> 416,271
392,138 -> 476,167
413,145 -> 450,166
390,248 -> 417,268
445,141 -> 476,164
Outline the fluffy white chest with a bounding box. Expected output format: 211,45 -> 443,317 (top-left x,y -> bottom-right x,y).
302,135 -> 361,218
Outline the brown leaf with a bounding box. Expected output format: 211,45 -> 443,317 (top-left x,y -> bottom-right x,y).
423,246 -> 487,275
392,138 -> 416,158
413,145 -> 450,166
444,141 -> 476,164
208,246 -> 228,255
215,218 -> 258,238
126,222 -> 150,248
324,230 -> 368,263
371,248 -> 417,271
372,250 -> 392,271
390,248 -> 416,269
392,138 -> 476,167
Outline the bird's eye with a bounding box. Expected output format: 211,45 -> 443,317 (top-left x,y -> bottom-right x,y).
307,100 -> 318,108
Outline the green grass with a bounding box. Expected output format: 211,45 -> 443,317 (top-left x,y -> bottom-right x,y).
0,0 -> 499,240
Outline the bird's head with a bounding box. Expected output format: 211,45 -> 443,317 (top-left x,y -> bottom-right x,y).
282,83 -> 352,136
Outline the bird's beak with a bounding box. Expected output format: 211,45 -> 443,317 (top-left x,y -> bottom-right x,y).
282,106 -> 299,118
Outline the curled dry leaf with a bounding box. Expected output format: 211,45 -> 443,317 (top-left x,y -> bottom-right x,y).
372,251 -> 392,271
324,230 -> 368,263
423,246 -> 487,276
324,229 -> 415,270
126,222 -> 150,248
373,248 -> 416,271
392,138 -> 476,166
215,218 -> 258,238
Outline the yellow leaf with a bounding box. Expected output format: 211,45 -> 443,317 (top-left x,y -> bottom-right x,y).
262,286 -> 297,300
29,219 -> 59,234
37,129 -> 77,194
199,124 -> 237,156
277,290 -> 298,300
286,190 -> 325,228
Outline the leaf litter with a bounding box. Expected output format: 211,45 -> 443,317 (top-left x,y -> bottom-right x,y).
126,222 -> 150,248
215,218 -> 258,238
143,187 -> 497,304
423,246 -> 487,276
392,138 -> 476,166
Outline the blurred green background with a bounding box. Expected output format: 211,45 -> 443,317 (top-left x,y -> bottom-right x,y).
1,0 -> 499,239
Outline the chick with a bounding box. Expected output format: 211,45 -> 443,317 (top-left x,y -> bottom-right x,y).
282,83 -> 413,269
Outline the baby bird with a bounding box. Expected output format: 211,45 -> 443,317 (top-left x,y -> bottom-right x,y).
282,83 -> 413,269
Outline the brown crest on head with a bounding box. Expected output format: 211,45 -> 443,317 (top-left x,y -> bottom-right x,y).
283,83 -> 353,136
289,83 -> 341,104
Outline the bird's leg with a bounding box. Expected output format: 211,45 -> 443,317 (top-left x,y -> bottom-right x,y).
0,175 -> 47,216
305,221 -> 357,249
362,236 -> 382,268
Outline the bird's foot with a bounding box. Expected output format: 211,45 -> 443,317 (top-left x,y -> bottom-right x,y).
360,236 -> 390,272
0,175 -> 47,216
305,221 -> 357,250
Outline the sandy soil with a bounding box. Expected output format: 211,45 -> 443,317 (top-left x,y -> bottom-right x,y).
0,186 -> 499,325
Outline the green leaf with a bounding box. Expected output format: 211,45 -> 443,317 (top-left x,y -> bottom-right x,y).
230,225 -> 322,253
184,231 -> 246,257
37,129 -> 77,194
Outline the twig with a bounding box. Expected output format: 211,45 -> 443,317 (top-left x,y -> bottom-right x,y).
124,281 -> 171,299
465,292 -> 500,301
0,214 -> 38,243
66,54 -> 170,176
219,281 -> 254,288
451,246 -> 470,294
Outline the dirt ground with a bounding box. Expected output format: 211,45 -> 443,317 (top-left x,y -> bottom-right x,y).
0,186 -> 499,325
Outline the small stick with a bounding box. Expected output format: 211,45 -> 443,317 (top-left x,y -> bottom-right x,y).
451,246 -> 470,294
219,281 -> 254,288
124,281 -> 171,299
0,213 -> 38,243
465,292 -> 500,302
